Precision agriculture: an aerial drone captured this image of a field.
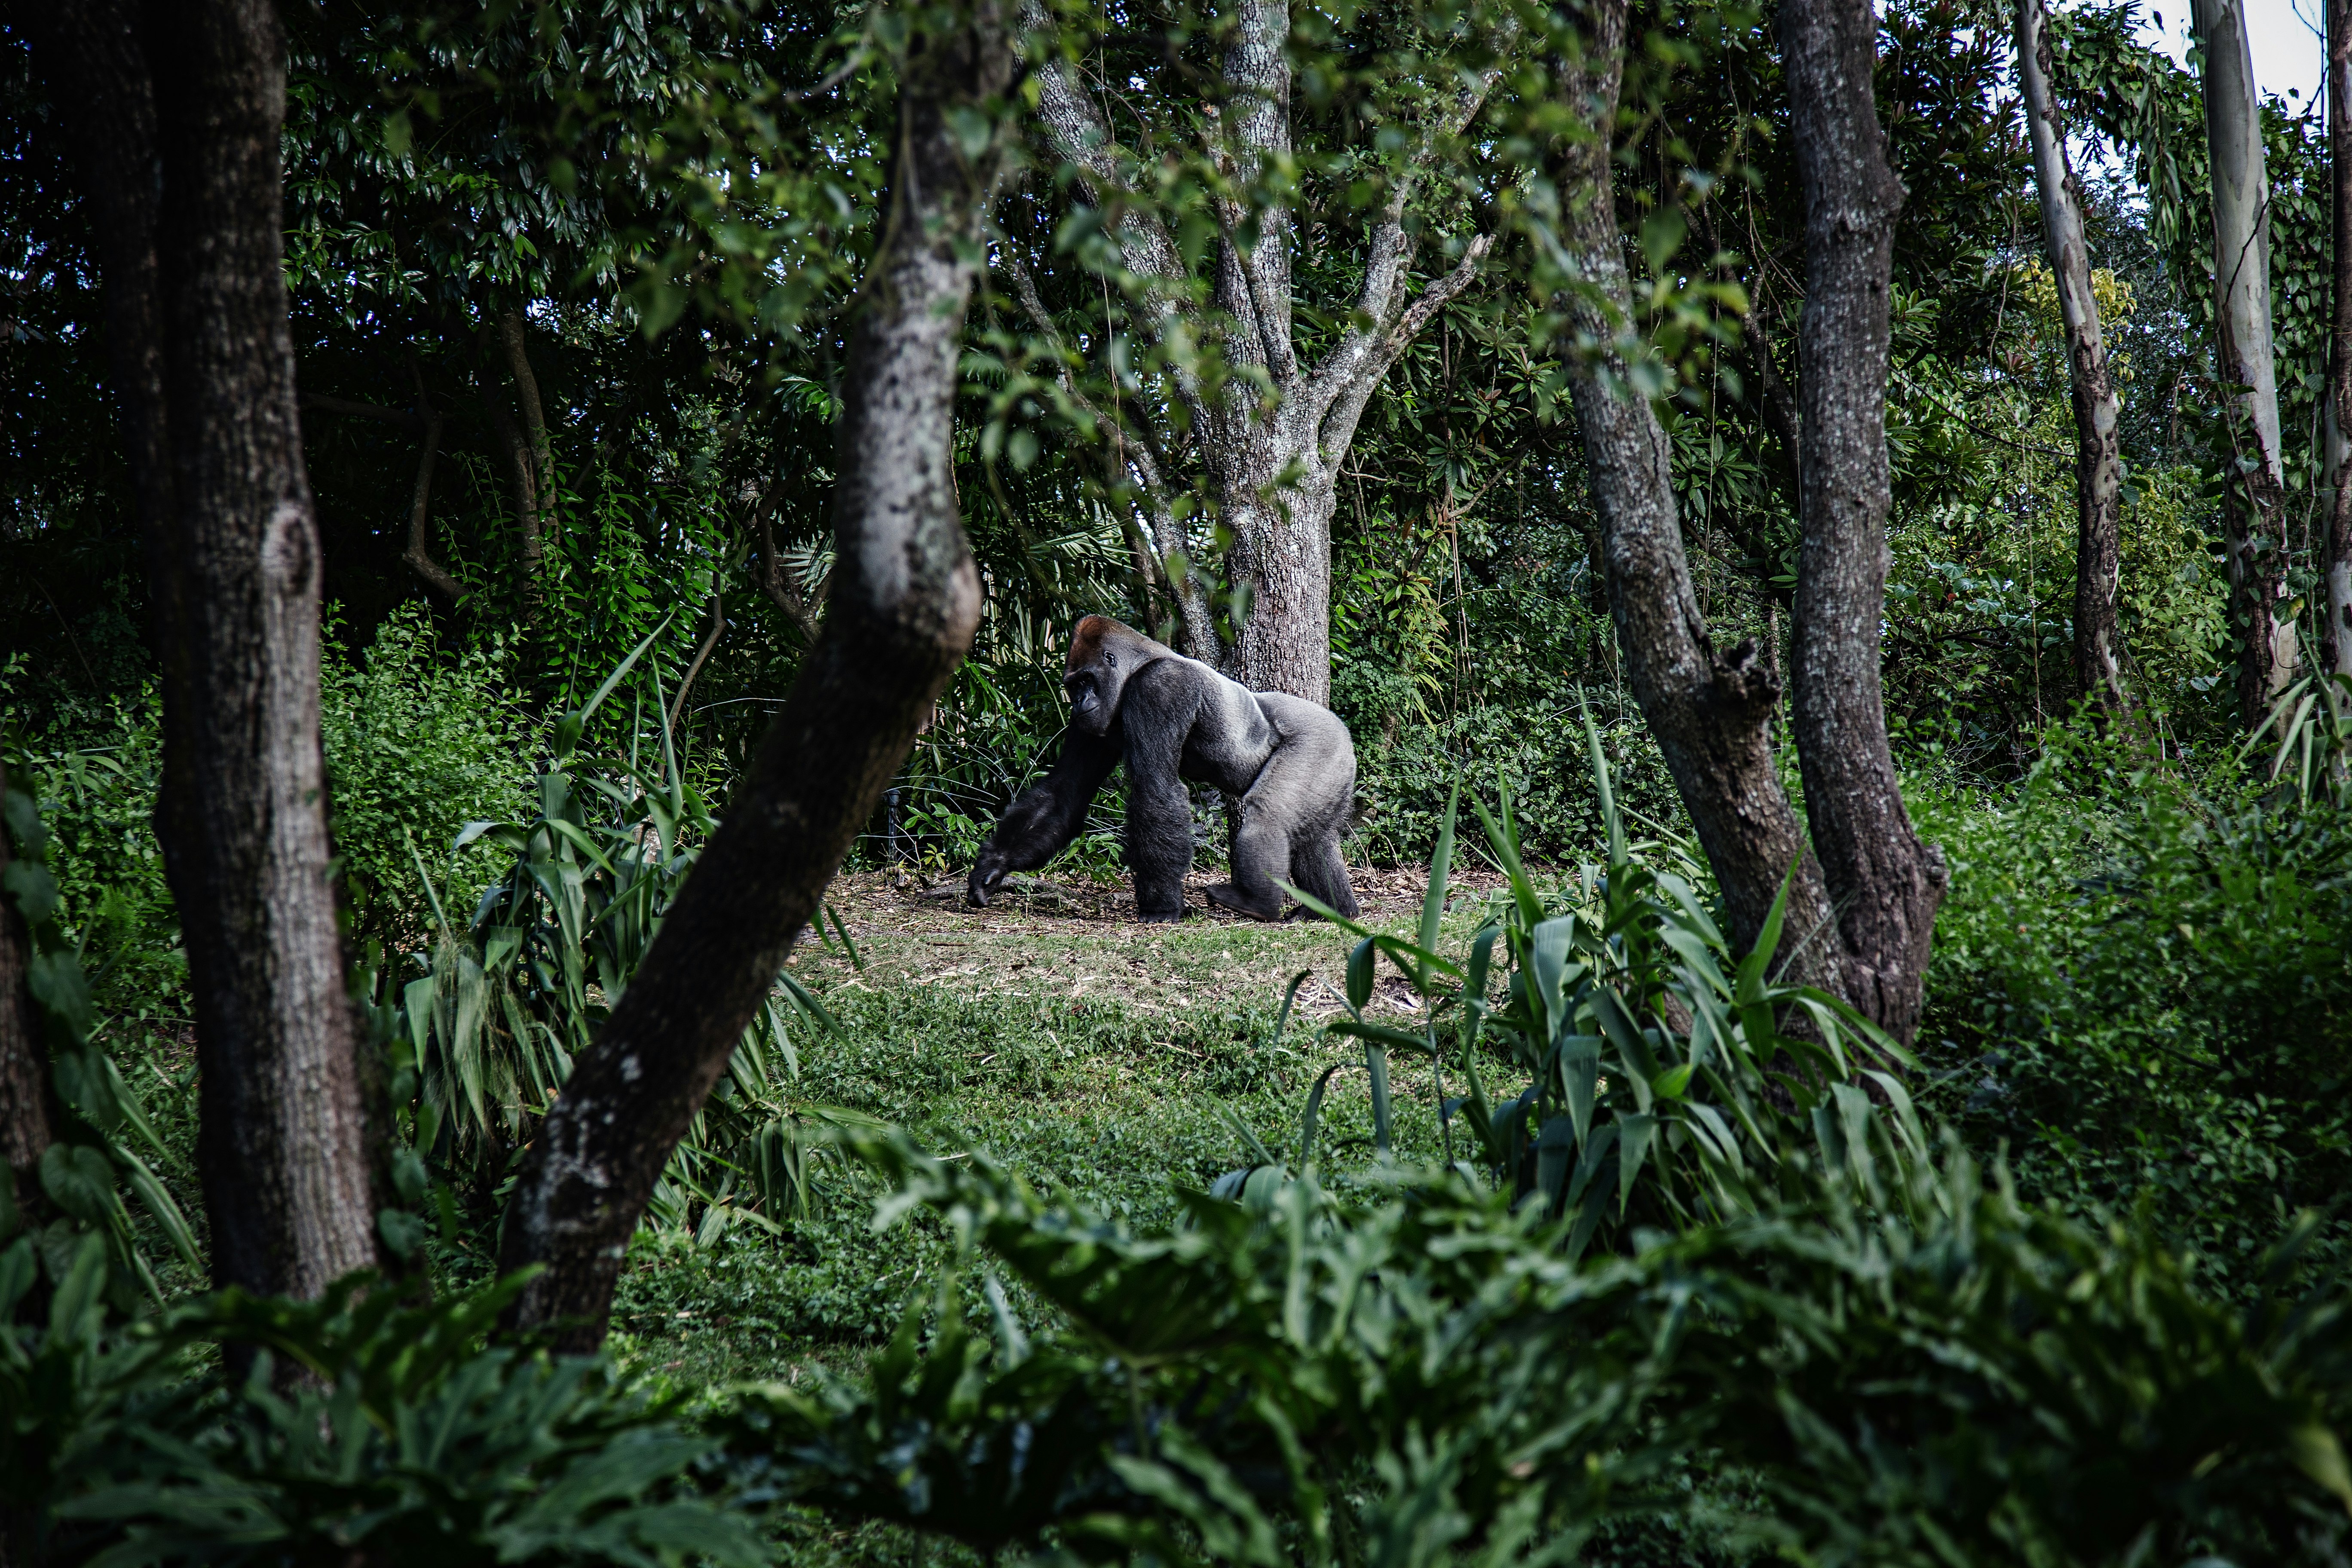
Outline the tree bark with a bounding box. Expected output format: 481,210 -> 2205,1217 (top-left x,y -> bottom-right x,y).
2194,0 -> 2296,724
0,761 -> 58,1225
401,390 -> 460,606
1020,0 -> 1501,702
2327,0 -> 2352,682
1552,0 -> 1842,982
27,0 -> 381,1301
2018,0 -> 2128,716
1780,0 -> 1949,1044
497,3 -> 1008,1348
497,310 -> 558,618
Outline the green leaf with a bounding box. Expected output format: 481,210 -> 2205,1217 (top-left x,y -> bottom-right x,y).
1639,206 -> 1687,273
1298,1061 -> 1350,1170
1581,701 -> 1627,867
40,1143 -> 118,1227
379,1207 -> 431,1262
2290,1424 -> 2352,1512
1418,778 -> 1459,982
1617,1113 -> 1656,1216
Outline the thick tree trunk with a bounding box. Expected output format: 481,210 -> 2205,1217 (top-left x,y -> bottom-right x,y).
1203,0 -> 1328,700
1020,0 -> 1500,703
497,5 -> 1008,1349
2018,0 -> 2128,715
1779,0 -> 1949,1045
1553,0 -> 1842,981
2327,0 -> 2352,681
2194,0 -> 2296,724
1224,472 -> 1339,702
28,0 -> 381,1301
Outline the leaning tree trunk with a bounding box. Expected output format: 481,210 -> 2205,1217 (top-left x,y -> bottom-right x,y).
28,0 -> 382,1300
1779,0 -> 1949,1045
2018,0 -> 2128,716
2327,0 -> 2352,682
1552,0 -> 1843,983
497,4 -> 1011,1349
2194,0 -> 2297,724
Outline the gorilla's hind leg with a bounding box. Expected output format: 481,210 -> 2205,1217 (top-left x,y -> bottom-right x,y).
1287,825 -> 1360,920
1205,809 -> 1286,921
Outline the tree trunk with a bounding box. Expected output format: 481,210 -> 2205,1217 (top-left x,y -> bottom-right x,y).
1779,0 -> 1949,1044
0,762 -> 58,1225
2327,0 -> 2352,682
666,591 -> 726,736
1020,0 -> 1501,702
497,4 -> 1008,1349
1552,0 -> 1843,981
28,0 -> 382,1301
750,475 -> 827,645
1223,473 -> 1340,701
2194,0 -> 2296,724
402,370 -> 461,606
496,310 -> 558,625
2018,0 -> 2128,715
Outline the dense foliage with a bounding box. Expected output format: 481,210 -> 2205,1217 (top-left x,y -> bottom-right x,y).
7,0 -> 2352,1562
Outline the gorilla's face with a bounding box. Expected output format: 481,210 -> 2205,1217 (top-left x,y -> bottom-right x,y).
1066,666 -> 1113,735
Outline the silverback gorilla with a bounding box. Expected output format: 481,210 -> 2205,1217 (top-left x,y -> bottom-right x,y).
968,616 -> 1360,922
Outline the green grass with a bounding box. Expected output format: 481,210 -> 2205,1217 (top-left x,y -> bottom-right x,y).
603,868 -> 1499,1390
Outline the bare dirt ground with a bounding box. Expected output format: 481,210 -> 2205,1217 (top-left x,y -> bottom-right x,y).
787,864 -> 1515,1019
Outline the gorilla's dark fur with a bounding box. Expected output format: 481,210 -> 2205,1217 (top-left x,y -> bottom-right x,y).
968,616 -> 1360,922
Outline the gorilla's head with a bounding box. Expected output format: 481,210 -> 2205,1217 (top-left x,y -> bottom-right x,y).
1065,615 -> 1156,736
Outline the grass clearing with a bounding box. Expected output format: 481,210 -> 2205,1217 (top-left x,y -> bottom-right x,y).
604,863 -> 1525,1391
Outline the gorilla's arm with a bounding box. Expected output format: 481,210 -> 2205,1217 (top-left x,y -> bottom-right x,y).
1117,661 -> 1201,921
968,721 -> 1122,904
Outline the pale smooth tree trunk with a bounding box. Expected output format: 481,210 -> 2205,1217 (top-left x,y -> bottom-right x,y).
1551,0 -> 1844,984
498,3 -> 1009,1348
1780,0 -> 1949,1044
2327,0 -> 2352,681
1021,0 -> 1499,703
2194,0 -> 2297,723
27,0 -> 382,1300
2018,0 -> 2128,715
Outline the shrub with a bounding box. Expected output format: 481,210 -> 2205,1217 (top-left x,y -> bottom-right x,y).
1347,699 -> 1686,867
320,606 -> 540,944
1915,725 -> 2352,1298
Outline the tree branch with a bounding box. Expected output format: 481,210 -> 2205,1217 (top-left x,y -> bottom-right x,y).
1001,245 -> 1218,652
666,591 -> 726,736
1311,231 -> 1493,459
749,477 -> 826,646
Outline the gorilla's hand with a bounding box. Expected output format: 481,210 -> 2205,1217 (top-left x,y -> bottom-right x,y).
968,850 -> 1009,906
